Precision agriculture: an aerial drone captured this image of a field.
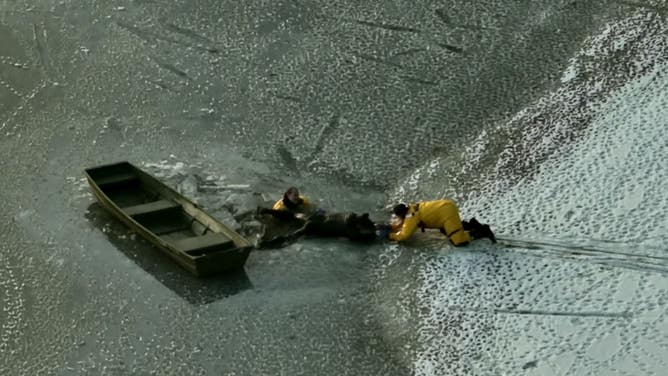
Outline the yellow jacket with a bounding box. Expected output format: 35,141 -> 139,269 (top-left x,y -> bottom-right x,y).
272,195 -> 314,214
390,216 -> 404,232
389,199 -> 471,246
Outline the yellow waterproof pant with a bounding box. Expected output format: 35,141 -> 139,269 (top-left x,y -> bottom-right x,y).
441,201 -> 471,246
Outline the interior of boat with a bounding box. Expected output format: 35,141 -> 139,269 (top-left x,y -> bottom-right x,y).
86,163 -> 236,257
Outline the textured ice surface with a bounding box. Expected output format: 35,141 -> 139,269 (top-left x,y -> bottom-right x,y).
401,10 -> 668,376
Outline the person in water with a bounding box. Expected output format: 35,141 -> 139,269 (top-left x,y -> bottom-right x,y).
256,187 -> 377,244
271,186 -> 315,218
257,186 -> 317,221
378,199 -> 496,246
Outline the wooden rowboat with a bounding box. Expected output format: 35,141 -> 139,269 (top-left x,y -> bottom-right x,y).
84,161 -> 253,277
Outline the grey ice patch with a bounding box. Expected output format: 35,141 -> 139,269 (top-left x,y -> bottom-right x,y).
176,174 -> 198,199
210,209 -> 240,231
13,209 -> 36,222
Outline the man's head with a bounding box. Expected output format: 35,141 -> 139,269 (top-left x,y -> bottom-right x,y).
284,187 -> 301,204
393,203 -> 409,218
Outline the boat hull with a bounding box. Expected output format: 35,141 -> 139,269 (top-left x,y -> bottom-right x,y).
84,161 -> 253,277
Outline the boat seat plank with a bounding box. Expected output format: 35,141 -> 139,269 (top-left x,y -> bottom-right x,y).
148,221 -> 191,236
170,233 -> 235,254
123,199 -> 181,217
95,172 -> 138,188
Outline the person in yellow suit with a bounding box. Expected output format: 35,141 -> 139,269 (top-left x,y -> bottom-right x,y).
382,199 -> 496,246
271,186 -> 315,219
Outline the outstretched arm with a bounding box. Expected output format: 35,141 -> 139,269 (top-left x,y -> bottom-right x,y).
389,214 -> 419,242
